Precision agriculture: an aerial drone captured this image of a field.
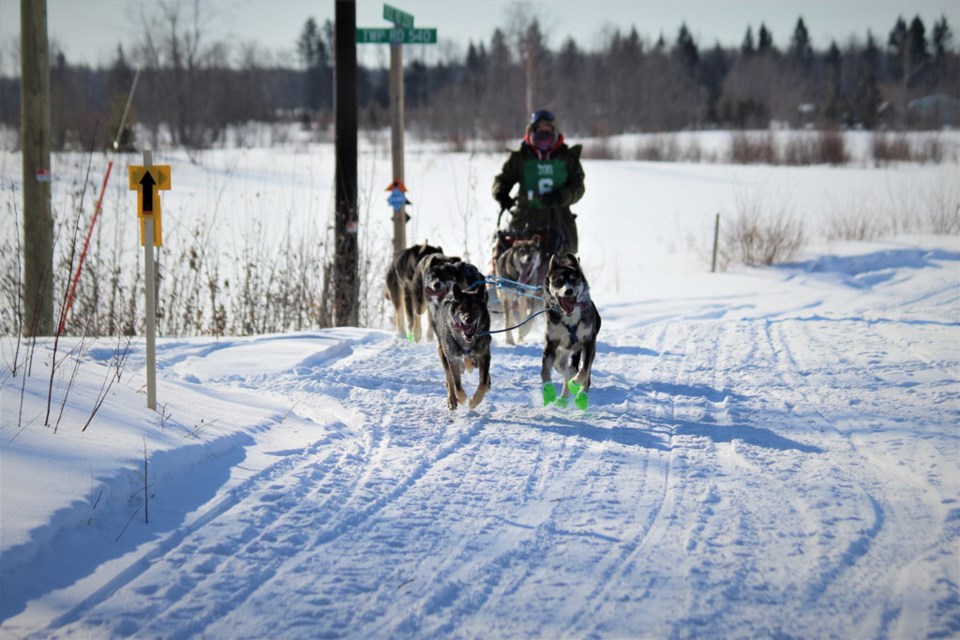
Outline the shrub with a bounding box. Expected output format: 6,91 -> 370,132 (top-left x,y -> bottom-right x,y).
871,132 -> 912,165
729,131 -> 777,164
924,173 -> 960,235
720,189 -> 806,266
824,194 -> 888,242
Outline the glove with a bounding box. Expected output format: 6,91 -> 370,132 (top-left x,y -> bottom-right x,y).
496,192 -> 515,212
540,190 -> 562,206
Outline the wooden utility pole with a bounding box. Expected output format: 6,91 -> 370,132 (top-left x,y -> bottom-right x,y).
334,0 -> 359,327
389,42 -> 406,257
20,0 -> 53,336
357,5 -> 437,257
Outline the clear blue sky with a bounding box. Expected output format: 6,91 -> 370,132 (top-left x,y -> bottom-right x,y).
2,0 -> 958,72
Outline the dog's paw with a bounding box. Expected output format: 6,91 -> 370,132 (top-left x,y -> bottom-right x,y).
541,382 -> 557,406
574,391 -> 588,410
567,380 -> 589,410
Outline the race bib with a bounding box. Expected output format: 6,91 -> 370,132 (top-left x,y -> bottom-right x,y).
523,159 -> 567,207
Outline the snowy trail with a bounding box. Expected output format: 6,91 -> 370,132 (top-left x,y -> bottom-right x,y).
16,252 -> 960,638
4,250 -> 958,639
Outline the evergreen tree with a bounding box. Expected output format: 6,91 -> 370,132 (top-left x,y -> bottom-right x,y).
742,26 -> 756,56
907,16 -> 929,67
932,15 -> 952,60
758,24 -> 775,55
789,17 -> 813,66
855,32 -> 881,128
700,44 -> 731,122
887,16 -> 908,80
297,17 -> 331,112
675,23 -> 699,67
823,40 -> 842,124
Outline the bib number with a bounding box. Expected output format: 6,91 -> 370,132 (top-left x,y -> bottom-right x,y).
524,159 -> 568,207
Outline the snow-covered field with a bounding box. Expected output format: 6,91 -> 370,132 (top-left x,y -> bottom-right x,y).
1,133 -> 959,638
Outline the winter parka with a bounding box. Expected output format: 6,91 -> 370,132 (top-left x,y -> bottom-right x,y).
492,134 -> 585,254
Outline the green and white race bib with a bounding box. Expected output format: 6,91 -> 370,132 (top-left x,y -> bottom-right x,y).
523,159 -> 567,208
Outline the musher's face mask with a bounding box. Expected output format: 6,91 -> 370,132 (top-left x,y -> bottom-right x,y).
534,126 -> 556,150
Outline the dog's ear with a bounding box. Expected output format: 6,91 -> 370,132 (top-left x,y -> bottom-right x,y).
532,234 -> 541,246
565,252 -> 578,265
451,283 -> 463,300
547,253 -> 558,271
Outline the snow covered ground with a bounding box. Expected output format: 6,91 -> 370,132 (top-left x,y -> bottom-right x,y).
1,134 -> 959,638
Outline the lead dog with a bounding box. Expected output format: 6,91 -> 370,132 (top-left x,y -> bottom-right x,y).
541,252 -> 601,409
415,254 -> 487,336
495,236 -> 549,345
385,241 -> 443,342
434,284 -> 492,410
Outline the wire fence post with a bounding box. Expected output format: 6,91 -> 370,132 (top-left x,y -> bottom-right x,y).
711,212 -> 720,273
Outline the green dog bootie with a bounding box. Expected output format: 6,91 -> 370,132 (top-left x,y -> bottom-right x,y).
542,382 -> 557,406
574,392 -> 589,410
568,380 -> 588,410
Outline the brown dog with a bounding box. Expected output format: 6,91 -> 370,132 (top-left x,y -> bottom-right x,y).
495,236 -> 549,345
434,284 -> 492,410
415,254 -> 487,338
385,241 -> 443,341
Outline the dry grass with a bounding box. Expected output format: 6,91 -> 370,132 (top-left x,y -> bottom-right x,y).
719,188 -> 806,267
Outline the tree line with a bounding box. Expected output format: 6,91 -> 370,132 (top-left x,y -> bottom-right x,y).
0,6 -> 957,151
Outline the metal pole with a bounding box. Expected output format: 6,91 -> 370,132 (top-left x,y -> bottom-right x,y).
389,41 -> 406,257
711,212 -> 720,273
143,150 -> 157,410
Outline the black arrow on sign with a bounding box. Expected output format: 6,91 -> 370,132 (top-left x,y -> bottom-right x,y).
140,171 -> 156,213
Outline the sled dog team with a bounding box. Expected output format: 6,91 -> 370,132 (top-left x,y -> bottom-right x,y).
385,240 -> 601,411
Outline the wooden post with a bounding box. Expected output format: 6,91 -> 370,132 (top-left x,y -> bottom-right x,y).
711,212 -> 720,273
20,0 -> 53,336
389,42 -> 406,257
142,150 -> 157,410
334,0 -> 359,327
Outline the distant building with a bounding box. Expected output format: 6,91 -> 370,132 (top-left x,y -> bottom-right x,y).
907,94 -> 960,128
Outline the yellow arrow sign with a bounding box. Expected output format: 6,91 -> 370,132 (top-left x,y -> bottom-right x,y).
129,165 -> 171,246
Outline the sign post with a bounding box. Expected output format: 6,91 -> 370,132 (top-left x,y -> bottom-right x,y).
128,152 -> 171,410
358,4 -> 437,257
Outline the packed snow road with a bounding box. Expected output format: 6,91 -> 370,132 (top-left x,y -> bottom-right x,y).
2,246 -> 958,639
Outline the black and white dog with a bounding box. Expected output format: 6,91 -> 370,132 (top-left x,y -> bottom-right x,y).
434,284 -> 492,410
495,236 -> 549,345
541,253 -> 601,409
385,241 -> 443,342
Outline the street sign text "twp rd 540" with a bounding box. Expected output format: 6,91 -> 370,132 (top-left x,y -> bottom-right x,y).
356,28 -> 437,44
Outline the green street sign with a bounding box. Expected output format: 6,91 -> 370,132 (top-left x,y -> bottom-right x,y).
356,27 -> 438,44
383,4 -> 414,28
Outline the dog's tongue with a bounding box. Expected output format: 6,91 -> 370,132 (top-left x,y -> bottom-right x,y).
559,296 -> 577,314
519,263 -> 534,284
458,319 -> 476,337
